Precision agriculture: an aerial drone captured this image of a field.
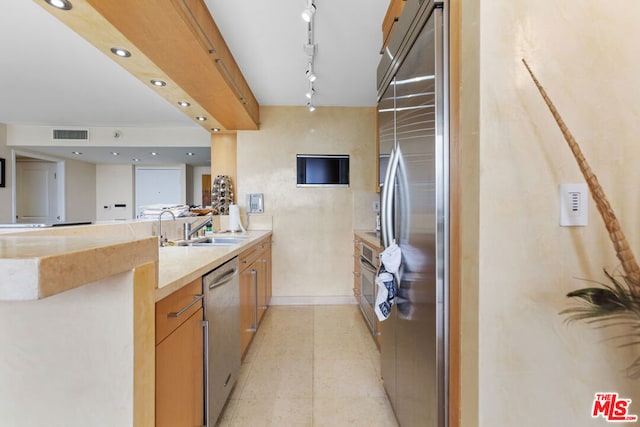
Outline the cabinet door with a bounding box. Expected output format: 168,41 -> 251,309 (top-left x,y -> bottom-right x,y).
239,267 -> 257,359
156,308 -> 204,427
255,257 -> 267,324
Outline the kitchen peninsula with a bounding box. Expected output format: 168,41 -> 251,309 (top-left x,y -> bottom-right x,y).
0,221 -> 271,427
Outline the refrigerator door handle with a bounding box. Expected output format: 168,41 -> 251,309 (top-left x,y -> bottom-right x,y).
380,147 -> 394,248
381,146 -> 401,248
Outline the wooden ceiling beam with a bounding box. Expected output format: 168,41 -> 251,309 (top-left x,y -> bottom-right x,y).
37,0 -> 260,132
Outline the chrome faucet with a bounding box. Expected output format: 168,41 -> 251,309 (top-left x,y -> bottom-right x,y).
184,214 -> 212,240
158,209 -> 176,246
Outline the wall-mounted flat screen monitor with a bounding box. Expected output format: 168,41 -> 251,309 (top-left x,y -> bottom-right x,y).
296,154 -> 349,187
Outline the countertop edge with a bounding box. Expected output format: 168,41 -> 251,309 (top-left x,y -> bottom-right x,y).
0,236 -> 159,301
155,231 -> 272,302
354,229 -> 383,250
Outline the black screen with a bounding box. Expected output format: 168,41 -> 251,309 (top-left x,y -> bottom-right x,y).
296,155 -> 349,186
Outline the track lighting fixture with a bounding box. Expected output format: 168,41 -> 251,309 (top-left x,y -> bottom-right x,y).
302,0 -> 317,111
305,85 -> 315,99
306,64 -> 316,82
301,1 -> 316,22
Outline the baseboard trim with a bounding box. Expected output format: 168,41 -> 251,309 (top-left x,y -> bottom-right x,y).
269,296 -> 357,306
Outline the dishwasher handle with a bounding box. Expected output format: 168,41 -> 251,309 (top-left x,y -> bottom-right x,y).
205,268 -> 238,289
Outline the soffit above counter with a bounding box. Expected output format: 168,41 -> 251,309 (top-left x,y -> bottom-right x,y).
37,0 -> 259,133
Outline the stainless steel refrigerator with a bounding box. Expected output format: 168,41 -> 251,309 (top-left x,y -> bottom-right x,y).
377,1 -> 449,426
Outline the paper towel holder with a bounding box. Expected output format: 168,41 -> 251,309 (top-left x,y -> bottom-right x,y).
247,193 -> 264,213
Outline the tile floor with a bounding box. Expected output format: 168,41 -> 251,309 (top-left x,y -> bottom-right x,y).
215,305 -> 399,427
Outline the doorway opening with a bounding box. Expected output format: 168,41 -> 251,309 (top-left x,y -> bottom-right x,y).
11,150 -> 65,224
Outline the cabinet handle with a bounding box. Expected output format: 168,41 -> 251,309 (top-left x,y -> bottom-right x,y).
252,269 -> 258,330
167,294 -> 204,318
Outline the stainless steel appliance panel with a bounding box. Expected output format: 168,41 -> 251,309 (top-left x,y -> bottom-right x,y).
358,243 -> 379,337
203,257 -> 241,426
378,2 -> 448,426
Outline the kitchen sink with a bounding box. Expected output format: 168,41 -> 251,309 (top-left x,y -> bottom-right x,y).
185,236 -> 248,246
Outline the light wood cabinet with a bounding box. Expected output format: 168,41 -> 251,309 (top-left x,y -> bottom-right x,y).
239,263 -> 257,359
155,278 -> 204,427
239,236 -> 272,359
382,0 -> 407,50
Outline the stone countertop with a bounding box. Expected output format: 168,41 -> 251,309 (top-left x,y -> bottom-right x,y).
0,235 -> 158,301
156,230 -> 272,301
354,229 -> 383,251
0,223 -> 271,302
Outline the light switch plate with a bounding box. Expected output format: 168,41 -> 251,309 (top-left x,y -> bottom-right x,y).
560,183 -> 588,226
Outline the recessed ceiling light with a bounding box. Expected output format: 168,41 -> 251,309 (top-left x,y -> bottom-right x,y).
178,101 -> 191,107
186,152 -> 195,156
72,151 -> 82,155
46,0 -> 72,10
150,79 -> 166,87
111,152 -> 119,156
150,152 -> 158,156
110,47 -> 131,58
132,158 -> 141,162
211,128 -> 221,132
196,116 -> 207,121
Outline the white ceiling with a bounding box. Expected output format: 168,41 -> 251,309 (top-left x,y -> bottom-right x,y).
0,0 -> 389,164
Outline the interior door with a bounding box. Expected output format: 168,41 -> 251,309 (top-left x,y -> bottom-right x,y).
135,167 -> 183,217
15,161 -> 59,223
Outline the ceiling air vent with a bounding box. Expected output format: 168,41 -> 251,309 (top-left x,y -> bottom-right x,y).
53,129 -> 89,140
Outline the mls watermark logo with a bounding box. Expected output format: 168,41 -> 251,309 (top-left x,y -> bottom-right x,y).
592,393 -> 638,422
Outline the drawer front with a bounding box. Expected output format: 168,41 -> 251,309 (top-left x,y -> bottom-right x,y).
239,237 -> 270,271
156,278 -> 203,344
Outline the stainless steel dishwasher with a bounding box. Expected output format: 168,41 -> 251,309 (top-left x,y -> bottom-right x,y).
202,257 -> 240,427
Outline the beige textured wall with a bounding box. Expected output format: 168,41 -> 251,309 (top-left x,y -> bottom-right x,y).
237,106 -> 377,303
467,1 -> 640,425
0,271 -> 135,426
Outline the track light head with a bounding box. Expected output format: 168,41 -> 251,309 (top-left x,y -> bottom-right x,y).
307,102 -> 316,112
305,87 -> 315,99
301,3 -> 316,22
306,67 -> 317,82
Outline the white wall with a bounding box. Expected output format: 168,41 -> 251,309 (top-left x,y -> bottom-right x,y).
6,125 -> 209,148
96,164 -> 135,221
237,106 -> 377,304
459,1 -> 640,425
65,159 -> 96,222
0,124 -> 11,222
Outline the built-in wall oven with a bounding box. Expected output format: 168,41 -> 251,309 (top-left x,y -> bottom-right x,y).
358,242 -> 379,337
